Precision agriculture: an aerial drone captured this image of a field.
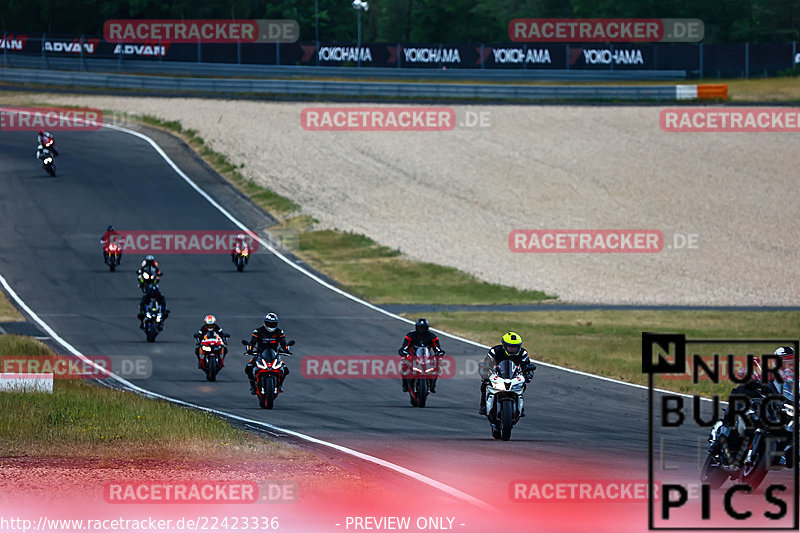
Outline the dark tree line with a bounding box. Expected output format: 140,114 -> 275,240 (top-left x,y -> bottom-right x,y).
2,0 -> 798,43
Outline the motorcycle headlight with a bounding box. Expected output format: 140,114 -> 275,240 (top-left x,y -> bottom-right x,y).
156,315 -> 162,322
44,157 -> 53,164
202,346 -> 211,352
143,273 -> 150,279
425,367 -> 436,374
256,360 -> 268,369
145,313 -> 152,319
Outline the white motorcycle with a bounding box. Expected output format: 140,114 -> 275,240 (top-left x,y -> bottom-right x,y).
485,360 -> 527,441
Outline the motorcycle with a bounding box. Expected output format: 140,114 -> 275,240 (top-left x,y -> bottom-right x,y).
194,331 -> 230,381
39,148 -> 56,177
243,339 -> 295,409
701,393 -> 795,489
103,241 -> 122,271
485,360 -> 527,441
142,300 -> 165,342
137,265 -> 160,292
42,135 -> 58,156
233,244 -> 250,272
405,346 -> 440,408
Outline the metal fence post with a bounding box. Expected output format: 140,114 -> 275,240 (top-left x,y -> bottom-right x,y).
2,32 -> 7,67
744,42 -> 749,79
80,35 -> 85,71
480,43 -> 484,69
566,43 -> 570,70
699,43 -> 703,79
277,42 -> 280,66
197,42 -> 201,63
41,33 -> 46,68
397,43 -> 401,68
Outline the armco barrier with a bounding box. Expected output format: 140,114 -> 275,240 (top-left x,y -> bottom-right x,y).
0,67 -> 725,101
1,54 -> 687,81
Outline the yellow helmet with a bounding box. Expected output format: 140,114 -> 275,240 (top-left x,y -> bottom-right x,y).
501,331 -> 522,355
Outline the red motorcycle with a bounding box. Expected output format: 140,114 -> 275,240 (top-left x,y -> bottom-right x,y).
103,241 -> 122,271
195,331 -> 229,382
233,243 -> 250,272
243,339 -> 294,409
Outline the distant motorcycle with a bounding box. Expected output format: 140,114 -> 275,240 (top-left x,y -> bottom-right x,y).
405,346 -> 440,408
485,360 -> 527,441
103,241 -> 122,271
243,339 -> 294,409
233,243 -> 250,272
39,148 -> 56,177
137,265 -> 160,292
194,331 -> 230,381
142,300 -> 165,342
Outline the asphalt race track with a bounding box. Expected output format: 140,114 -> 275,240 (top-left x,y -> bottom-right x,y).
1,126 -> 792,529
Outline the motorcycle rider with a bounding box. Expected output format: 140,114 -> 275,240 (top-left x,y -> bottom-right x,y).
231,233 -> 250,264
478,331 -> 535,415
37,129 -> 58,155
398,318 -> 445,393
245,313 -> 290,395
101,225 -> 122,263
193,315 -> 229,369
137,283 -> 169,329
709,346 -> 795,455
137,255 -> 162,288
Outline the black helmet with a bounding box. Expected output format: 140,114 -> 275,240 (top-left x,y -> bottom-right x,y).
145,254 -> 155,263
415,318 -> 429,335
107,225 -> 114,232
264,313 -> 278,331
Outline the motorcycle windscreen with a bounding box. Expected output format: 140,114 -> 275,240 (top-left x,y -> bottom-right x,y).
496,359 -> 519,379
259,347 -> 279,364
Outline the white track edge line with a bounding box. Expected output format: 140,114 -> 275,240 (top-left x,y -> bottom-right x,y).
0,271 -> 493,511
